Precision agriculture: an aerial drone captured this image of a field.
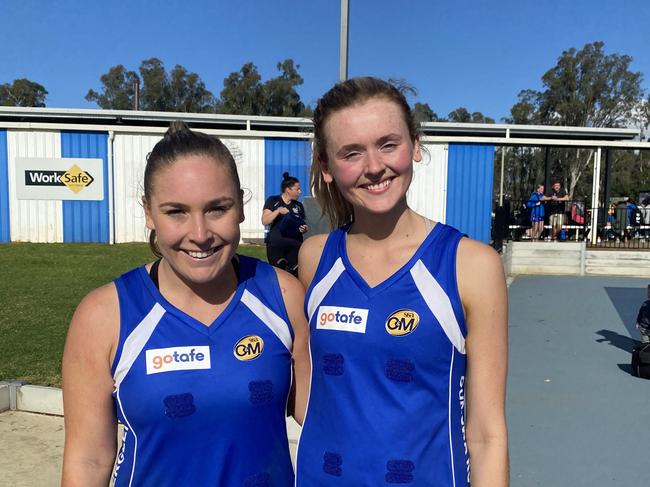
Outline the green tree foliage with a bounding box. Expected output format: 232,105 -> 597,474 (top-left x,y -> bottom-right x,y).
0,78 -> 48,107
217,59 -> 308,116
263,59 -> 306,116
86,59 -> 215,112
447,107 -> 495,123
413,102 -> 441,124
86,65 -> 139,110
217,62 -> 265,115
505,42 -> 647,200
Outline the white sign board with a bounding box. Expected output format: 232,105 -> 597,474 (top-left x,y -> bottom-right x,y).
15,157 -> 104,201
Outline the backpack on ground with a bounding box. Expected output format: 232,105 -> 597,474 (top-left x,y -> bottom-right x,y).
631,343 -> 650,379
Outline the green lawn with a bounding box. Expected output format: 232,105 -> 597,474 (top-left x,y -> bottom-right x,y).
0,242 -> 267,387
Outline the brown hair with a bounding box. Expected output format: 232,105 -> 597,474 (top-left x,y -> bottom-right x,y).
144,121 -> 240,257
311,77 -> 419,228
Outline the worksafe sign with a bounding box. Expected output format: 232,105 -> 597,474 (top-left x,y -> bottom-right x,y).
15,158 -> 104,200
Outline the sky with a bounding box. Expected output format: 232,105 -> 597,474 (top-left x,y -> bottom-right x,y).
1,0 -> 650,122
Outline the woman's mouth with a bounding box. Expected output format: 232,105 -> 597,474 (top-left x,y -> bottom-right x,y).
363,178 -> 392,193
184,248 -> 217,259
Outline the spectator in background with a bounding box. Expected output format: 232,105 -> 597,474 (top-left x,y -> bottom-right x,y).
636,284 -> 650,343
543,180 -> 569,240
527,184 -> 545,240
262,172 -> 308,276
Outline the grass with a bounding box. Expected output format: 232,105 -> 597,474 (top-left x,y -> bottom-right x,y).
0,242 -> 267,387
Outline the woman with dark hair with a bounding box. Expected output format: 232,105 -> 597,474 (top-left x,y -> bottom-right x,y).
62,122 -> 310,485
262,172 -> 308,276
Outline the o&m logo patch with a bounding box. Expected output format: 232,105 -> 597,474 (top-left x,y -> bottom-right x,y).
385,309 -> 420,336
234,335 -> 264,361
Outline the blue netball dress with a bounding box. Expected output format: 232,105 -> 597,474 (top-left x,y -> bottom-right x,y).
296,223 -> 469,486
111,255 -> 295,486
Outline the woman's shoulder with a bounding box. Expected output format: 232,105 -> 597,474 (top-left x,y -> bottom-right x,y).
298,233 -> 331,287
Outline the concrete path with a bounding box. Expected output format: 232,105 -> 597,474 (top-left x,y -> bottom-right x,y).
508,275 -> 650,486
0,410 -> 63,487
1,275 -> 649,486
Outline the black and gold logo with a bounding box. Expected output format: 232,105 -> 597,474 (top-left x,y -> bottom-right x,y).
233,335 -> 264,361
25,164 -> 94,194
385,309 -> 420,336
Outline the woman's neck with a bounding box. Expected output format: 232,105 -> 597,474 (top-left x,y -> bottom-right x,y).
349,200 -> 423,243
281,193 -> 292,204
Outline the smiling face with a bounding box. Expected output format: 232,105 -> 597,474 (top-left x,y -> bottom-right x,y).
144,154 -> 243,287
320,97 -> 421,218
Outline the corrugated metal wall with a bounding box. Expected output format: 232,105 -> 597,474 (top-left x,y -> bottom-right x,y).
0,130 -> 9,242
445,144 -> 494,243
61,131 -> 110,243
112,134 -> 159,243
112,134 -> 266,243
407,143 -> 448,223
223,138 -> 265,241
7,130 -> 63,242
264,138 -> 312,202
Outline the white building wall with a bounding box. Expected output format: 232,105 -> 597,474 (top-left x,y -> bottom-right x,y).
112,134 -> 160,243
222,138 -> 265,241
7,130 -> 63,242
112,134 -> 266,243
407,143 -> 448,223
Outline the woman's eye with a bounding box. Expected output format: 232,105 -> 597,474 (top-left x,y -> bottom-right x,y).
381,142 -> 397,151
343,152 -> 360,160
208,206 -> 228,214
165,209 -> 184,216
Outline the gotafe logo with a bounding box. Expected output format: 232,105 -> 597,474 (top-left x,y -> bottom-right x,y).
386,309 -> 420,336
145,346 -> 211,375
317,306 -> 369,333
24,164 -> 94,194
234,335 -> 264,361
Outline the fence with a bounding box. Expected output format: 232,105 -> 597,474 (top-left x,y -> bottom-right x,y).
494,200 -> 650,250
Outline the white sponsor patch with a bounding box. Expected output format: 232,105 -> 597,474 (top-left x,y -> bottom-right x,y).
145,346 -> 211,374
316,306 -> 369,333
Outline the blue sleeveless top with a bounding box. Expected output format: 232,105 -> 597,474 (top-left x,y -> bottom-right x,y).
296,223 -> 470,486
111,255 -> 295,486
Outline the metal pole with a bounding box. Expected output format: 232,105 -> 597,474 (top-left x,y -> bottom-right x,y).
339,0 -> 349,81
134,79 -> 140,111
499,128 -> 510,206
590,148 -> 602,245
544,146 -> 552,191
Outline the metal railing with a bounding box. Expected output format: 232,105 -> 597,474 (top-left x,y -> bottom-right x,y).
494,200 -> 650,249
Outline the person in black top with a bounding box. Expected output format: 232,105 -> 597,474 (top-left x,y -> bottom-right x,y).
636,284 -> 650,343
542,180 -> 569,240
262,172 -> 307,276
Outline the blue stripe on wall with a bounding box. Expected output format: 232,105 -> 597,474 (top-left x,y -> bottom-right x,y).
0,130 -> 9,242
61,131 -> 109,243
264,139 -> 312,201
445,144 -> 495,243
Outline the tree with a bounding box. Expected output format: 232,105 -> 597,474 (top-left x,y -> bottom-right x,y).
262,59 -> 306,117
412,102 -> 441,124
86,65 -> 139,110
0,78 -> 48,107
217,62 -> 266,115
507,42 -> 647,198
86,59 -> 215,112
169,65 -> 215,113
447,107 -> 494,124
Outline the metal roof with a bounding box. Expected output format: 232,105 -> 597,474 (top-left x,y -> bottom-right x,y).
0,106 -> 642,141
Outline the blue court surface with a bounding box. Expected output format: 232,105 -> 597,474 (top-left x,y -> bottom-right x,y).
507,275 -> 650,486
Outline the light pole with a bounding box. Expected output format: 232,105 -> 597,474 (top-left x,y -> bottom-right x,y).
339,0 -> 349,81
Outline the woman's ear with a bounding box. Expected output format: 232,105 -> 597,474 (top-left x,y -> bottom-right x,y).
319,157 -> 334,184
413,137 -> 422,163
142,197 -> 155,230
238,189 -> 245,224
